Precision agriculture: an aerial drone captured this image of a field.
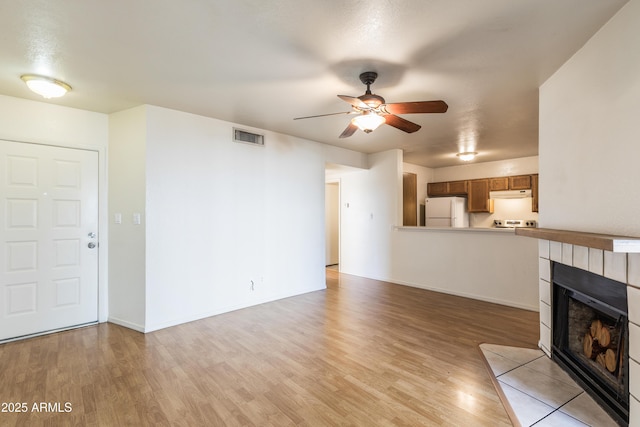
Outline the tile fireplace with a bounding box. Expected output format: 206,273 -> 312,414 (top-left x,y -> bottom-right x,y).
552,262 -> 629,424
516,228 -> 640,426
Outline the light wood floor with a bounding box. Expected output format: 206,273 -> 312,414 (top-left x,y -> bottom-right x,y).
0,269 -> 539,426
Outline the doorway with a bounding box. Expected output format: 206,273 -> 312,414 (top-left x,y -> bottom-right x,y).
325,181 -> 339,269
0,140 -> 99,341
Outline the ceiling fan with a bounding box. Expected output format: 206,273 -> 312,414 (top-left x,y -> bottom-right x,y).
294,71 -> 448,138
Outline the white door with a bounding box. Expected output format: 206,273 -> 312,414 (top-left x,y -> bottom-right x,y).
0,140 -> 99,341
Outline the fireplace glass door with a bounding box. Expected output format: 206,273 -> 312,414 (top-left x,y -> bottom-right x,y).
552,262 -> 628,425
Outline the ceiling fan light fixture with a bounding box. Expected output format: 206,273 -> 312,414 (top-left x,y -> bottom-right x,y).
351,112 -> 386,133
20,74 -> 71,99
457,151 -> 478,161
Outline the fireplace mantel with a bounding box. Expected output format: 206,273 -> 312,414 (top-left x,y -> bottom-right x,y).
516,227 -> 640,253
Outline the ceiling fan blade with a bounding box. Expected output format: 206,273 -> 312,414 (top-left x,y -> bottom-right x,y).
293,111 -> 354,120
384,114 -> 421,133
337,95 -> 369,109
339,122 -> 358,138
380,100 -> 448,115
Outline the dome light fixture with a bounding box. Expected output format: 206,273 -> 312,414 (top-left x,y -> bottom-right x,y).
351,111 -> 386,133
457,151 -> 478,161
20,74 -> 72,99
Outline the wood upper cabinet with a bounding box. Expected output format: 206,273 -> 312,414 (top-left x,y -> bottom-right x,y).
531,174 -> 539,212
509,175 -> 532,190
467,179 -> 494,213
427,180 -> 468,197
427,181 -> 448,196
489,177 -> 509,191
447,180 -> 468,195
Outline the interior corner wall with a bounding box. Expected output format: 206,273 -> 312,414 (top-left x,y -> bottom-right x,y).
0,94 -> 110,322
143,105 -> 327,332
107,106 -> 148,331
539,0 -> 640,237
339,149 -> 403,280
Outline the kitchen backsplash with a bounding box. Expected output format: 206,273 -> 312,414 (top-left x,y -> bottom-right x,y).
470,197 -> 539,228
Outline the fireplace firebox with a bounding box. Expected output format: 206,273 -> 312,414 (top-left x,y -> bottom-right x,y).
552,262 -> 629,426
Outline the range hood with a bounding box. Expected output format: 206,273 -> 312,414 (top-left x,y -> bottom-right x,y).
489,189 -> 532,199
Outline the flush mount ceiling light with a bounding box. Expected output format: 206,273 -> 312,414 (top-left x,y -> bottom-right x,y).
457,151 -> 478,161
351,111 -> 386,133
20,74 -> 71,99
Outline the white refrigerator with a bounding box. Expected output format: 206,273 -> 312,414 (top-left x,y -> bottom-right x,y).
424,197 -> 469,227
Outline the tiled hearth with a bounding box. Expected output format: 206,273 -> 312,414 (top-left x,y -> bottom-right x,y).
534,236 -> 640,426
480,343 -> 617,426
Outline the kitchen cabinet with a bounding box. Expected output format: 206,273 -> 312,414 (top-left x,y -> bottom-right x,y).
489,177 -> 509,191
468,179 -> 494,213
427,180 -> 468,197
531,174 -> 538,212
509,175 -> 532,190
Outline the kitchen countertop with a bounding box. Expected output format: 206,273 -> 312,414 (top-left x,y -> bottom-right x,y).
395,226 -> 517,233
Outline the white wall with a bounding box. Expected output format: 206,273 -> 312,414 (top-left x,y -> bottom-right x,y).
539,0 -> 640,237
0,95 -> 110,322
325,183 -> 339,265
340,149 -> 403,279
108,106 -> 147,331
108,105 -> 356,332
391,229 -> 539,310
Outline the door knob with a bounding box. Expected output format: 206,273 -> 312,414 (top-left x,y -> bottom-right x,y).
88,242 -> 96,249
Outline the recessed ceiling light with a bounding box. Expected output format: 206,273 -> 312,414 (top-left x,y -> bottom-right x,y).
20,74 -> 71,99
457,151 -> 478,161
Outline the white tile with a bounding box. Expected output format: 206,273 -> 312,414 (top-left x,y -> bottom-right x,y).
562,243 -> 574,266
540,278 -> 551,305
630,395 -> 640,427
499,382 -> 555,426
550,241 -> 563,262
540,300 -> 551,329
630,322 -> 640,362
539,258 -> 551,282
534,410 -> 590,426
631,358 -> 640,402
526,357 -> 576,387
559,392 -> 618,427
604,251 -> 627,283
573,246 -> 589,271
629,253 -> 640,288
480,348 -> 524,376
540,324 -> 551,355
589,248 -> 604,276
480,344 -> 544,366
539,239 -> 550,259
498,365 -> 583,408
628,286 -> 640,326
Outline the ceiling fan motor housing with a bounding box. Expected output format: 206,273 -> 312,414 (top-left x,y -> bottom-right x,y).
358,72 -> 384,107
359,93 -> 385,108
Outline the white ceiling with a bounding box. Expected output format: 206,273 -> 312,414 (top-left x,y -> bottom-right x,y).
0,0 -> 628,168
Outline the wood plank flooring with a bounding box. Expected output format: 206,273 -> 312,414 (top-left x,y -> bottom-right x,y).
0,269 -> 539,426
